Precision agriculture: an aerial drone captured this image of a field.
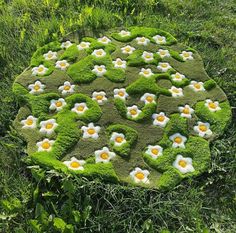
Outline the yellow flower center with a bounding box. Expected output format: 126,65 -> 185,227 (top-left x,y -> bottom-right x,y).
64,85 -> 70,91
178,160 -> 187,168
208,102 -> 217,109
38,67 -> 44,72
143,70 -> 149,75
48,54 -> 53,58
34,85 -> 40,91
183,52 -> 190,57
146,96 -> 153,102
156,116 -> 165,122
70,161 -> 80,168
115,136 -> 123,143
199,125 -> 207,132
125,47 -> 131,52
97,67 -> 103,72
135,172 -> 145,180
145,54 -> 151,59
60,62 -> 66,67
45,123 -> 53,129
118,91 -> 125,97
77,106 -> 85,112
101,38 -> 107,42
160,51 -> 166,55
42,142 -> 50,149
174,137 -> 182,144
81,42 -> 86,47
182,108 -> 190,114
175,74 -> 181,79
130,109 -> 137,116
158,37 -> 163,41
172,88 -> 179,93
140,37 -> 145,42
96,95 -> 103,100
194,83 -> 201,89
100,152 -> 109,160
26,119 -> 33,125
55,101 -> 62,107
96,51 -> 103,56
151,148 -> 159,155
161,64 -> 168,68
117,60 -> 123,65
87,128 -> 95,135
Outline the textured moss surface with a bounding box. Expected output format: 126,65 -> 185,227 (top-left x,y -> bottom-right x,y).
13,27 -> 231,190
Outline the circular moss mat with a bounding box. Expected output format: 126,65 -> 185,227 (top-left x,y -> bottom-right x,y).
13,27 -> 232,190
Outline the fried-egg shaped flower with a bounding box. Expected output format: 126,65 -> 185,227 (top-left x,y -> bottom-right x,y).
71,103 -> 88,115
113,88 -> 129,100
169,133 -> 187,148
28,81 -> 45,94
169,86 -> 184,97
130,167 -> 150,184
139,68 -> 154,78
135,37 -> 150,46
153,35 -> 166,44
189,81 -> 205,92
63,157 -> 86,171
171,72 -> 186,82
178,104 -> 194,118
180,51 -> 193,61
142,51 -> 154,62
127,105 -> 141,119
92,91 -> 107,105
21,115 -> 37,129
43,51 -> 57,60
61,40 -> 73,49
36,138 -> 55,152
92,65 -> 107,77
157,62 -> 172,72
58,81 -> 75,95
39,119 -> 58,135
91,49 -> 106,58
32,65 -> 48,76
173,155 -> 195,174
77,41 -> 90,50
98,36 -> 111,44
205,99 -> 221,112
194,121 -> 213,138
110,132 -> 126,146
118,30 -> 131,37
121,45 -> 135,54
81,122 -> 101,139
55,60 -> 70,71
145,145 -> 163,159
152,112 -> 170,127
112,58 -> 127,69
140,93 -> 156,104
157,49 -> 170,58
95,147 -> 116,163
49,98 -> 67,112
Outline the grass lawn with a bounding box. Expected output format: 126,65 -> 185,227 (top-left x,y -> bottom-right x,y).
0,0 -> 235,232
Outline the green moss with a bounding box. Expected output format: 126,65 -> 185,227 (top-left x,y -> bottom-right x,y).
12,82 -> 29,104
67,54 -> 125,83
194,100 -> 232,135
169,49 -> 184,62
59,44 -> 81,62
126,76 -> 159,95
111,26 -> 177,45
63,93 -> 102,123
30,41 -> 61,67
114,98 -> 156,122
164,114 -> 189,136
127,50 -> 160,66
106,124 -> 138,157
204,79 -> 216,90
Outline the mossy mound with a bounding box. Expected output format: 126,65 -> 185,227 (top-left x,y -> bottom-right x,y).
13,27 -> 232,190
